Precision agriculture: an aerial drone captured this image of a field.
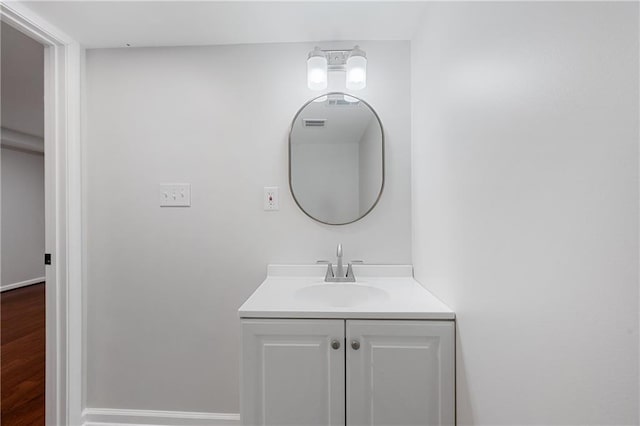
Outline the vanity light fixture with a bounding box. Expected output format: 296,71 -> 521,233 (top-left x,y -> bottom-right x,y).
346,46 -> 367,90
306,45 -> 367,90
307,47 -> 328,90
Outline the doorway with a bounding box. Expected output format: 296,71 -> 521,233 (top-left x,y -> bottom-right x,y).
0,3 -> 83,423
0,20 -> 46,424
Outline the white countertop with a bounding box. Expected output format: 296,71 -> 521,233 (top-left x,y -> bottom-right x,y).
238,265 -> 455,320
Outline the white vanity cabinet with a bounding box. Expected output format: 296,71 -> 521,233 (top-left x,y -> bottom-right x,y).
241,318 -> 455,426
241,319 -> 346,426
238,265 -> 456,426
346,320 -> 455,426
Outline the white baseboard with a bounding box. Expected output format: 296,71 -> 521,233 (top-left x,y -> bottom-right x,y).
0,277 -> 45,292
82,408 -> 240,426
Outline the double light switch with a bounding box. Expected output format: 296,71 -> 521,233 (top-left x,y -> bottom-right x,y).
160,184 -> 191,207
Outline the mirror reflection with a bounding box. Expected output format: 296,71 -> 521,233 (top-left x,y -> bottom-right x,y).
289,93 -> 384,225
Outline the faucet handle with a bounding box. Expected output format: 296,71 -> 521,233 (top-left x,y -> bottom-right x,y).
317,260 -> 335,280
346,260 -> 363,280
324,262 -> 335,281
336,243 -> 343,258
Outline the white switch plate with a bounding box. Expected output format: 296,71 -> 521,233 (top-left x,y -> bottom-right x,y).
160,183 -> 191,207
264,186 -> 279,211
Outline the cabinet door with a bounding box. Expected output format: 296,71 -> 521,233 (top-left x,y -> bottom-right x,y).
346,320 -> 455,426
241,319 -> 345,426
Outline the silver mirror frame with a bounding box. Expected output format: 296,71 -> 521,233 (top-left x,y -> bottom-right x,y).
288,92 -> 385,225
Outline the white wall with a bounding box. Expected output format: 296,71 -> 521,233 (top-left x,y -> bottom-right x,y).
85,41 -> 411,412
411,3 -> 638,425
1,22 -> 45,138
1,148 -> 45,288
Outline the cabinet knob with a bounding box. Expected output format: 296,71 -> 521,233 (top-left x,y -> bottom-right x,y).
331,339 -> 341,350
351,340 -> 360,350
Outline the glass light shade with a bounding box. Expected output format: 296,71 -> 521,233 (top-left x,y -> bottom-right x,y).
346,53 -> 367,90
307,54 -> 328,90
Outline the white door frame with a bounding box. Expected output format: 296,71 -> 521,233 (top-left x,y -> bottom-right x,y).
1,3 -> 83,425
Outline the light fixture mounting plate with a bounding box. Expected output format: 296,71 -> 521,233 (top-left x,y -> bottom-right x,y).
324,50 -> 349,71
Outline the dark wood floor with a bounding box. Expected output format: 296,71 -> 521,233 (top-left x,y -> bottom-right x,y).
1,283 -> 45,426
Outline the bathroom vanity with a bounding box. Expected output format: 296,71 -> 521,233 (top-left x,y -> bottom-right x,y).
239,265 -> 455,426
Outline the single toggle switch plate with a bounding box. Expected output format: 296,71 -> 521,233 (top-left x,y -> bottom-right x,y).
160,183 -> 191,207
264,186 -> 279,211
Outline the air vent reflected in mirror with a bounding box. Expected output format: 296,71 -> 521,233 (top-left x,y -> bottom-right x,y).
303,119 -> 327,127
327,97 -> 360,107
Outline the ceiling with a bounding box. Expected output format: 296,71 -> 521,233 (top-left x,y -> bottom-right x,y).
23,1 -> 428,49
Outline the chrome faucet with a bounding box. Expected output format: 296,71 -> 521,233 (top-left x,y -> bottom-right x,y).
318,244 -> 360,283
336,243 -> 345,279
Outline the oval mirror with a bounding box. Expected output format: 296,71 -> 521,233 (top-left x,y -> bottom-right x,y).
289,93 -> 384,225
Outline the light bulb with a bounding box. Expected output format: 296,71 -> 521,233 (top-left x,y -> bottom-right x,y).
307,48 -> 327,90
346,46 -> 367,90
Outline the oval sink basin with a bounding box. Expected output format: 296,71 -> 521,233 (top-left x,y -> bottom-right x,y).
295,283 -> 390,308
